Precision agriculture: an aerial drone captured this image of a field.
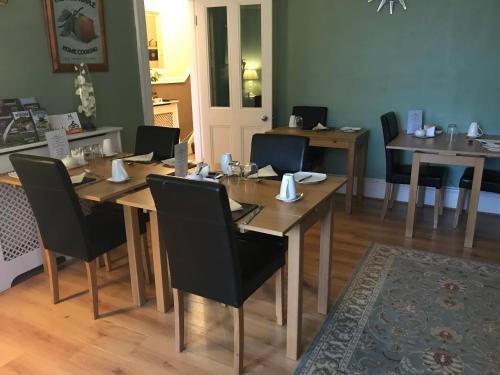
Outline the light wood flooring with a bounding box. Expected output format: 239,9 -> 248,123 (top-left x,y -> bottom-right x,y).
0,196 -> 499,375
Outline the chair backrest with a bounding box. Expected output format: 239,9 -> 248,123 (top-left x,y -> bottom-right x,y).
147,175 -> 244,307
135,126 -> 180,161
250,134 -> 309,175
380,112 -> 402,181
292,106 -> 328,130
9,154 -> 90,260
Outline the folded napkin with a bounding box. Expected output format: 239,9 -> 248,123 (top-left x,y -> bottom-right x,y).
123,152 -> 154,163
7,171 -> 18,179
62,155 -> 79,169
249,165 -> 278,179
425,126 -> 436,137
229,198 -> 242,212
312,123 -> 329,131
195,163 -> 210,177
161,157 -> 175,166
70,172 -> 86,184
340,127 -> 362,132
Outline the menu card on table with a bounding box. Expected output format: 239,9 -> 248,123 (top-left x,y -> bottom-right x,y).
174,142 -> 188,177
46,129 -> 70,159
407,110 -> 423,134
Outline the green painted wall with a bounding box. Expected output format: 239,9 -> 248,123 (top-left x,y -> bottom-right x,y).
273,0 -> 500,185
0,0 -> 143,152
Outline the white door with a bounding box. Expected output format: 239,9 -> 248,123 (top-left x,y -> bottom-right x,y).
195,0 -> 272,165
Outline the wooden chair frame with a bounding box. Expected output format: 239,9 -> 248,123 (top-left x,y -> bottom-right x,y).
44,249 -> 100,320
172,268 -> 285,375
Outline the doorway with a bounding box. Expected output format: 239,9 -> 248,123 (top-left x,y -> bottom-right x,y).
144,0 -> 196,155
133,0 -> 272,163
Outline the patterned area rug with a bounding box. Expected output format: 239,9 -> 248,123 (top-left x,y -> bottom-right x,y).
294,243 -> 500,375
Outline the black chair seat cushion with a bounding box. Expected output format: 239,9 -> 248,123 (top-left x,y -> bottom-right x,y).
234,231 -> 287,302
459,168 -> 500,193
389,164 -> 447,189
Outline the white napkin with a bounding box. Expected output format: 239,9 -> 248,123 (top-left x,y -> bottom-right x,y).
70,172 -> 86,184
196,163 -> 210,177
425,126 -> 436,137
229,198 -> 242,212
161,157 -> 175,167
340,127 -> 362,132
312,123 -> 328,131
249,165 -> 278,178
62,155 -> 79,169
123,152 -> 154,162
7,171 -> 18,179
289,115 -> 297,128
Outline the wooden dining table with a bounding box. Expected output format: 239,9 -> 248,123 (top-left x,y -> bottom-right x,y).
387,133 -> 500,248
0,155 -> 176,303
116,175 -> 347,360
1,155 -> 346,360
267,127 -> 369,214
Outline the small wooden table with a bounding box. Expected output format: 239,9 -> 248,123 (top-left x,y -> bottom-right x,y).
117,175 -> 347,360
266,127 -> 369,214
387,133 -> 500,248
0,156 -> 175,306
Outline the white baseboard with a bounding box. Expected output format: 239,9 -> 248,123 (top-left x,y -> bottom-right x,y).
337,177 -> 500,215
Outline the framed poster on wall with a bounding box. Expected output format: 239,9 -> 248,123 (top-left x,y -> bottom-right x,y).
43,0 -> 108,72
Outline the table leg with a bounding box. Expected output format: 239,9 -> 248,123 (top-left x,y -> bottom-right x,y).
318,198 -> 334,315
286,224 -> 304,360
345,144 -> 356,214
405,153 -> 422,238
464,158 -> 484,248
356,138 -> 368,202
123,206 -> 146,307
149,211 -> 173,312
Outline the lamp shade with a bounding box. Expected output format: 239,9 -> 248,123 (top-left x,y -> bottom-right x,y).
243,69 -> 258,80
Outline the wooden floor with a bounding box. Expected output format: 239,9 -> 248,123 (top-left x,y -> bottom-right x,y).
1,196 -> 499,375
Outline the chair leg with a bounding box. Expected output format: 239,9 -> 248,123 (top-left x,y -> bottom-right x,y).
85,260 -> 99,320
233,306 -> 244,375
141,233 -> 153,285
389,184 -> 398,208
173,289 -> 184,352
103,253 -> 112,272
44,249 -> 59,304
434,189 -> 441,229
417,186 -> 425,208
275,268 -> 285,326
453,188 -> 467,228
381,183 -> 392,219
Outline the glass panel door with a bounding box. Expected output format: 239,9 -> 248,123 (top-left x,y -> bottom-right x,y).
240,4 -> 262,108
207,7 -> 230,107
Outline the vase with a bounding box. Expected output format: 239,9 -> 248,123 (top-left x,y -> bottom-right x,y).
74,63 -> 97,131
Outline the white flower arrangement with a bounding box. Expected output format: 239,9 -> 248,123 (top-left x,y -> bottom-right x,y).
74,62 -> 96,120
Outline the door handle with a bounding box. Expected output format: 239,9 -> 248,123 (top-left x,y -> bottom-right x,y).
261,115 -> 268,122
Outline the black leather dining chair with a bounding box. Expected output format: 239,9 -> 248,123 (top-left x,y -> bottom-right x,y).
381,112 -> 447,228
250,133 -> 309,178
10,153 -> 138,320
133,125 -> 180,280
135,125 -> 180,161
453,168 -> 500,228
147,175 -> 286,374
293,106 -> 328,170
